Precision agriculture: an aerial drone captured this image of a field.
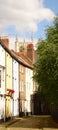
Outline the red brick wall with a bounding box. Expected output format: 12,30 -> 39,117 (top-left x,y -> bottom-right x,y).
27,43 -> 35,63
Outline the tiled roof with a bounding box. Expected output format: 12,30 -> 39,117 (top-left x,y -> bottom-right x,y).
12,50 -> 33,68
0,39 -> 33,69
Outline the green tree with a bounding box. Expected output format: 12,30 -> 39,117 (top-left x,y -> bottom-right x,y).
33,17 -> 58,104
20,45 -> 25,52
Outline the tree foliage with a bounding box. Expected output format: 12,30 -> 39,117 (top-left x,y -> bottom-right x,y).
20,45 -> 25,52
33,17 -> 58,104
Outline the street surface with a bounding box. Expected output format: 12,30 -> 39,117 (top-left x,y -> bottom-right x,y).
0,115 -> 58,130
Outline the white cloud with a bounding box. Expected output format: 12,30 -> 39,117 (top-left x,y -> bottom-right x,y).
0,0 -> 55,35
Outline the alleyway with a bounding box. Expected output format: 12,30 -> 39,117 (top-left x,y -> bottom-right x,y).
0,115 -> 58,130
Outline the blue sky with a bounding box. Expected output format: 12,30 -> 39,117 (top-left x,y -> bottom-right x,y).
44,0 -> 58,14
0,0 -> 58,41
34,0 -> 58,40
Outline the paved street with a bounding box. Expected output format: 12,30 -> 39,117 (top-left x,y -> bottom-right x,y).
0,115 -> 58,130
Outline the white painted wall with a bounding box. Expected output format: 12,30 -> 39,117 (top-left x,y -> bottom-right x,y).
0,45 -> 5,120
0,97 -> 5,119
0,45 -> 5,67
12,59 -> 19,116
25,68 -> 33,113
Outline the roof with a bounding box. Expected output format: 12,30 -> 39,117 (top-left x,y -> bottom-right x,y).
0,39 -> 33,69
11,50 -> 33,68
17,52 -> 33,67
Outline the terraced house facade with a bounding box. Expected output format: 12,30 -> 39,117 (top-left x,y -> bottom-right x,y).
0,37 -> 37,122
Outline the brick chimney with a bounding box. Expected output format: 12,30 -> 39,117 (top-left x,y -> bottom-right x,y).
27,43 -> 35,63
1,37 -> 9,48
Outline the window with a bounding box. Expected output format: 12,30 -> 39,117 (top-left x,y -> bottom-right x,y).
20,65 -> 24,73
21,100 -> 24,112
22,80 -> 24,91
0,70 -> 1,88
20,81 -> 22,91
20,80 -> 24,92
